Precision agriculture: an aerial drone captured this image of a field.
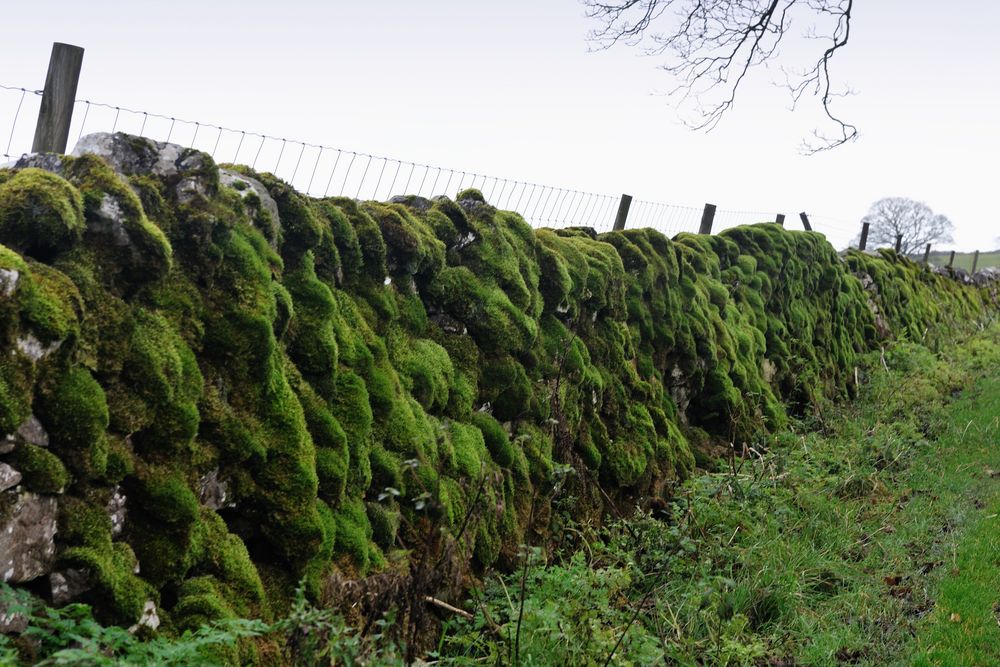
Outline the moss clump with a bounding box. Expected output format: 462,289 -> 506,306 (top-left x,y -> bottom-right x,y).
9,443 -> 69,493
62,154 -> 173,282
446,420 -> 487,480
10,256 -> 82,344
57,497 -> 155,625
332,496 -> 374,573
37,367 -> 109,480
188,509 -> 267,618
394,337 -> 454,412
123,310 -> 202,456
470,411 -> 514,468
329,370 -> 373,495
0,168 -> 84,260
363,202 -> 445,278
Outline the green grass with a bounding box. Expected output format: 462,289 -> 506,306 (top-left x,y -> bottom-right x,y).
926,250 -> 1000,271
907,375 -> 1000,666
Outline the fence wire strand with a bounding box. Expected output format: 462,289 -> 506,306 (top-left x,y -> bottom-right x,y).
2,83 -> 852,238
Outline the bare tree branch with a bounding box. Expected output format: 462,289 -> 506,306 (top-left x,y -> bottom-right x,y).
583,0 -> 857,153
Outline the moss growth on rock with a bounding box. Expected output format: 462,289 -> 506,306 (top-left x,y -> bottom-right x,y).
9,443 -> 70,492
0,168 -> 84,260
37,367 -> 109,480
0,136 -> 993,633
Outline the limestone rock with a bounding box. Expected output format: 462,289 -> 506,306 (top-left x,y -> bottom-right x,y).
72,132 -> 216,205
49,567 -> 92,606
0,268 -> 18,298
15,334 -> 62,361
972,267 -> 1000,286
129,600 -> 160,633
0,492 -> 58,583
0,600 -> 27,634
219,168 -> 281,243
197,469 -> 230,511
16,415 -> 49,448
12,152 -> 66,175
106,486 -> 127,537
0,464 -> 21,493
1,415 -> 48,456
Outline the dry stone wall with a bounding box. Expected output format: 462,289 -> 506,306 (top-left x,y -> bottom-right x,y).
0,132 -> 996,631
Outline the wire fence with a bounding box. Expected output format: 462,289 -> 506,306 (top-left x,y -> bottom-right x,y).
3,81 -> 853,241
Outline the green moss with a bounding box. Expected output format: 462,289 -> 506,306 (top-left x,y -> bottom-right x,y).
395,337 -> 454,412
362,202 -> 445,278
62,154 -> 173,282
0,168 -> 84,260
37,367 -> 109,479
366,500 -> 401,549
57,497 -> 154,625
446,420 -> 487,480
17,260 -> 82,343
285,253 -> 339,376
0,354 -> 33,436
173,575 -> 236,628
470,411 -> 514,468
456,188 -> 486,203
9,443 -> 70,492
329,370 -> 373,494
333,496 -> 373,573
426,266 -> 538,354
134,464 -> 200,526
124,309 -> 203,456
480,357 -> 533,422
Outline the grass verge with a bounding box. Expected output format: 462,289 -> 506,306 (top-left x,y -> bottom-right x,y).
907,373 -> 1000,666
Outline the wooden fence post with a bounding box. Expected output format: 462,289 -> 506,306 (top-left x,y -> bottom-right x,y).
612,194 -> 632,231
894,234 -> 902,253
971,250 -> 980,274
858,222 -> 870,251
799,212 -> 812,231
948,251 -> 955,268
31,42 -> 85,154
698,203 -> 716,235
922,243 -> 932,266
775,213 -> 785,226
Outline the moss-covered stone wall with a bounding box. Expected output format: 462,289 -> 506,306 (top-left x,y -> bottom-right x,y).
0,133 -> 995,633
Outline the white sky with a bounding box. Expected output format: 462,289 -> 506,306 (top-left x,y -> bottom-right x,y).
1,1 -> 998,251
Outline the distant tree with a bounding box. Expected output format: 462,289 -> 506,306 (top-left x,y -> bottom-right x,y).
858,198 -> 954,256
583,0 -> 856,153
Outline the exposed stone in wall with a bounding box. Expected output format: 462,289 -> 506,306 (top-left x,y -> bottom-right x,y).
0,492 -> 58,583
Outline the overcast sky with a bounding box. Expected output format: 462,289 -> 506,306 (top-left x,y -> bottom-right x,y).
2,1 -> 997,251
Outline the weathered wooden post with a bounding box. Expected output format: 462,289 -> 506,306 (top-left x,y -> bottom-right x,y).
922,243 -> 932,266
799,212 -> 812,231
31,43 -> 85,154
612,194 -> 632,231
775,213 -> 785,226
971,250 -> 980,274
858,222 -> 870,251
894,234 -> 903,253
698,203 -> 716,235
948,250 -> 956,268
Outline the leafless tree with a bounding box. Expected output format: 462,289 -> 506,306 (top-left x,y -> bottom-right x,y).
583,0 -> 856,153
858,197 -> 954,256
